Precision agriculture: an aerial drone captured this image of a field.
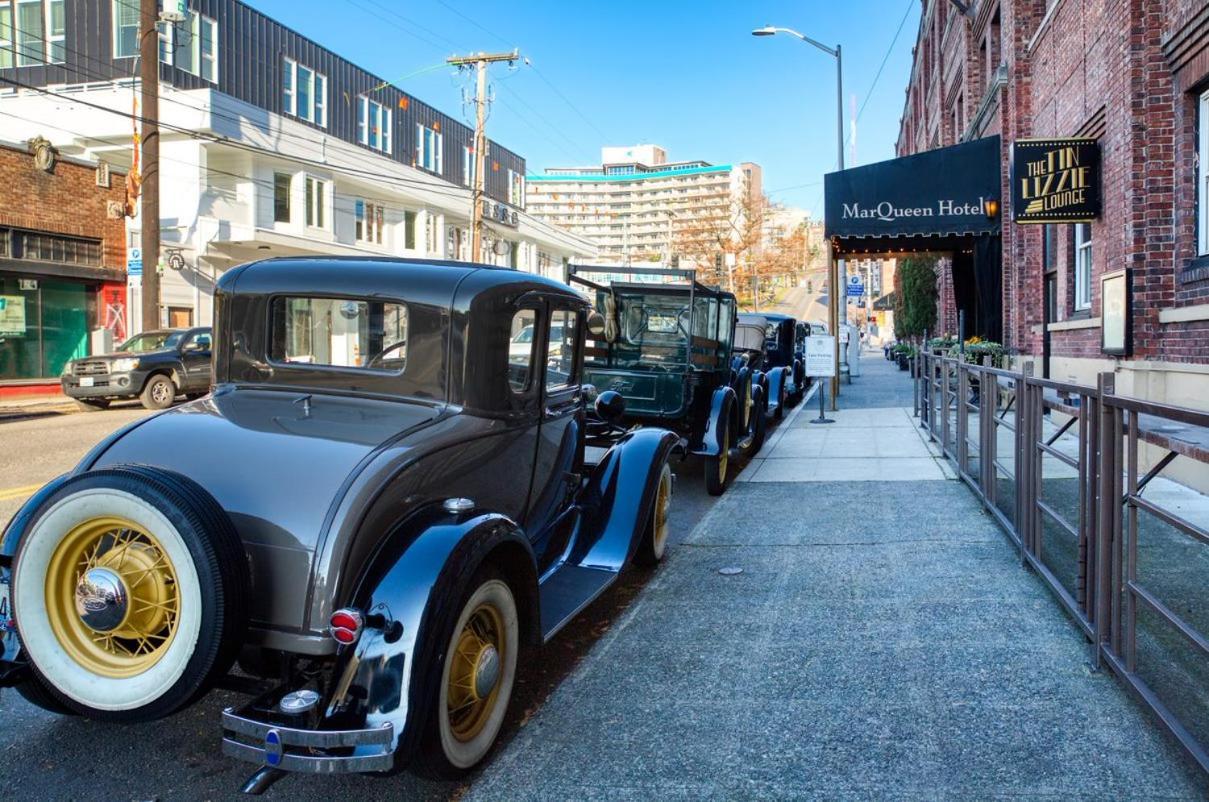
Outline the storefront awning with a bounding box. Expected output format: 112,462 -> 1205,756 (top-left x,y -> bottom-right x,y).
872,291 -> 896,311
824,136 -> 1002,243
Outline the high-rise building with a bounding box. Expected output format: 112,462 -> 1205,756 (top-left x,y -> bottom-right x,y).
526,146 -> 762,268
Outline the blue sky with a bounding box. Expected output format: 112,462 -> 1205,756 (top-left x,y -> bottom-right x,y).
248,0 -> 920,219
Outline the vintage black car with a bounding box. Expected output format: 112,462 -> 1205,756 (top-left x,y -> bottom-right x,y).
569,265 -> 764,496
0,258 -> 676,789
61,327 -> 213,410
749,312 -> 810,417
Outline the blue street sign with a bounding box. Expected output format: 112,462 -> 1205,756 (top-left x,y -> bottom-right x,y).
846,274 -> 865,297
128,246 -> 142,276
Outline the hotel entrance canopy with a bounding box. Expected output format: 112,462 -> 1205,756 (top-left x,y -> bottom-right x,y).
824,135 -> 1002,256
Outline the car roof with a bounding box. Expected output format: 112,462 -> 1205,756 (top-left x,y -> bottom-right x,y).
220,256 -> 579,308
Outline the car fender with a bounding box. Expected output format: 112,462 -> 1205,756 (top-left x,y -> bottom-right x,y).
575,426 -> 679,571
323,506 -> 537,768
0,474 -> 74,565
766,368 -> 786,413
693,385 -> 735,457
731,366 -> 752,434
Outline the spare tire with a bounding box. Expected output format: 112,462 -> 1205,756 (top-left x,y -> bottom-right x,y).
11,466 -> 247,722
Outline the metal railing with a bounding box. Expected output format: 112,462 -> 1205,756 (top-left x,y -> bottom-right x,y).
915,353 -> 1209,775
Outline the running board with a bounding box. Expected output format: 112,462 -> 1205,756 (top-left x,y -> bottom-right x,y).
538,563 -> 617,640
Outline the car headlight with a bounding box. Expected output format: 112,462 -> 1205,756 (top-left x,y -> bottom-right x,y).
111,357 -> 140,372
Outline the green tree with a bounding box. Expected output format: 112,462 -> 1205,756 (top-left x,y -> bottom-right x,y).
895,256 -> 937,341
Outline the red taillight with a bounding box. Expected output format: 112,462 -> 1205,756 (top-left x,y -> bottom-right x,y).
329,609 -> 362,645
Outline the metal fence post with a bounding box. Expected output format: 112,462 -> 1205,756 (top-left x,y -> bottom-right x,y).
1019,362 -> 1034,564
1094,371 -> 1116,669
958,362 -> 969,472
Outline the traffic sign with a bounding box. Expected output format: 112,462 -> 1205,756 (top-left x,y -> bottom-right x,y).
127,247 -> 142,276
846,274 -> 865,297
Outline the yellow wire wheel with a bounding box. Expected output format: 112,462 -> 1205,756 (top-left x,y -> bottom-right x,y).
45,516 -> 180,678
437,577 -> 518,770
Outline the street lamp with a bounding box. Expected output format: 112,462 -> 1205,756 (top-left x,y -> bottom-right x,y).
753,23 -> 846,405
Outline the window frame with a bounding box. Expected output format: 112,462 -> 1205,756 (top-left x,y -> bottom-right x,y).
272,172 -> 292,224
355,199 -> 384,245
304,175 -> 329,230
415,124 -> 443,173
283,58 -> 327,127
268,295 -> 410,376
1200,89 -> 1209,256
0,3 -> 13,70
463,145 -> 476,187
14,0 -> 49,67
1074,222 -> 1092,312
543,307 -> 581,394
507,306 -> 541,396
357,95 -> 392,154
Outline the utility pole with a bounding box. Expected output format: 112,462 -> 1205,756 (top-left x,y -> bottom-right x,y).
446,50 -> 519,263
139,0 -> 160,331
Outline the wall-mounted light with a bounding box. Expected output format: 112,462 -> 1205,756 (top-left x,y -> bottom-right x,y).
984,198 -> 1000,219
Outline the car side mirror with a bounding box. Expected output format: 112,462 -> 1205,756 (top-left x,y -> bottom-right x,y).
586,311 -> 607,339
595,390 -> 625,423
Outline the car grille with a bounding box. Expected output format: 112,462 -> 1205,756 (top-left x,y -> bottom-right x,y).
73,360 -> 110,376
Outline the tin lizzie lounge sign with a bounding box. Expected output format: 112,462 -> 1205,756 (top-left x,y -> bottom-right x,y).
1010,138 -> 1101,223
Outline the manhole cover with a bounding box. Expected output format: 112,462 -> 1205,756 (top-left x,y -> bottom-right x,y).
718,566 -> 743,576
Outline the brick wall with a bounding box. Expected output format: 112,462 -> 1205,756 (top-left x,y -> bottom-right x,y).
897,0 -> 1209,372
0,141 -> 127,268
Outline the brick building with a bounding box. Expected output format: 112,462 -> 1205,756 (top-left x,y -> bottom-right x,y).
0,137 -> 127,396
896,0 -> 1209,409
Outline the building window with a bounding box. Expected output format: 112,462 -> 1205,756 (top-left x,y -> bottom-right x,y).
357,96 -> 392,153
305,176 -> 329,229
508,169 -> 525,207
462,146 -> 476,187
273,172 -> 292,223
1042,224 -> 1057,272
1199,89 -> 1209,256
416,124 -> 442,173
1074,222 -> 1092,311
403,210 -> 417,250
355,200 -> 384,245
283,58 -> 327,127
424,212 -> 439,253
9,0 -> 62,66
111,0 -> 138,58
7,228 -> 101,266
157,11 -> 216,81
0,3 -> 12,69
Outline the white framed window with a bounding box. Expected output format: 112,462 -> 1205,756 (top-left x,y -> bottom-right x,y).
283,58 -> 327,127
10,0 -> 62,66
273,172 -> 292,224
305,176 -> 329,229
1199,89 -> 1209,256
403,210 -> 417,250
0,4 -> 13,70
508,169 -> 524,207
424,212 -> 439,254
355,200 -> 384,245
462,145 -> 477,187
415,124 -> 442,173
1074,222 -> 1092,311
357,96 -> 392,153
111,0 -> 138,58
159,12 -> 217,82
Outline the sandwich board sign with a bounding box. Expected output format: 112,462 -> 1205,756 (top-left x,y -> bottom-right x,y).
804,335 -> 836,377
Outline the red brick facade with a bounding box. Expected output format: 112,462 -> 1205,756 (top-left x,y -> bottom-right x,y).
0,140 -> 127,268
897,0 -> 1209,393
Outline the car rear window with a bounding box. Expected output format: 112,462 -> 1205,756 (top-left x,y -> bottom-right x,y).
270,296 -> 409,373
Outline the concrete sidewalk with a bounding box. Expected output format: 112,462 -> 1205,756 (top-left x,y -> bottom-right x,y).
470,352 -> 1207,799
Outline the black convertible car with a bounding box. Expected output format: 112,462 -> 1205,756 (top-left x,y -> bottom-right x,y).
0,258 -> 675,790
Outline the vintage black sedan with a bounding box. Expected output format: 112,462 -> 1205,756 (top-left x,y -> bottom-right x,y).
0,258 -> 676,789
569,265 -> 764,496
752,312 -> 810,416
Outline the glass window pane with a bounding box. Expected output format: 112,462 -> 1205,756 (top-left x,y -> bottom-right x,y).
297,65 -> 312,121
508,309 -> 536,392
546,309 -> 577,390
273,172 -> 291,223
39,280 -> 88,378
16,0 -> 45,66
270,297 -> 408,373
0,6 -> 13,70
0,277 -> 41,380
113,0 -> 138,57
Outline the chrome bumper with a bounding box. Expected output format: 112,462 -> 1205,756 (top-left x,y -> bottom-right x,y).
221,708 -> 394,773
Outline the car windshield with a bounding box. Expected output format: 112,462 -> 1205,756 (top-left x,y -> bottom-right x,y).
587,289 -> 733,370
119,332 -> 184,353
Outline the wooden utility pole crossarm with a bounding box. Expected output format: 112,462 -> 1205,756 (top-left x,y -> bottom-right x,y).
446,50 -> 519,264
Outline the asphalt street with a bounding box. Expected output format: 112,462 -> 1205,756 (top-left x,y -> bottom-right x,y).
0,401 -> 722,800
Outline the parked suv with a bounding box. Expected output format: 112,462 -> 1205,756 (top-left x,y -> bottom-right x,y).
61,327 -> 213,410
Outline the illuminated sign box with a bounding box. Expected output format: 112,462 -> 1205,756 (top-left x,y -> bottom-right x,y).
1011,138 -> 1101,223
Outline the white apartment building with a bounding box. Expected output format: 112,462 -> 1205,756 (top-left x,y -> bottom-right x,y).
0,0 -> 594,331
526,145 -> 762,268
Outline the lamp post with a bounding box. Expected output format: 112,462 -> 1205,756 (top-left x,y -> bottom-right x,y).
753,24 -> 846,404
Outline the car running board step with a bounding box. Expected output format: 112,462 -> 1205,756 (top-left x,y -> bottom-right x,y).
538,563 -> 617,640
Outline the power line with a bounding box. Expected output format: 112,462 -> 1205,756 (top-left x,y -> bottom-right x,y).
852,0 -> 916,131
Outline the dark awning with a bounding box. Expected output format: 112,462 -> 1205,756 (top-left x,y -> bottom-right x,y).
824,136 -> 1002,241
872,291 -> 896,311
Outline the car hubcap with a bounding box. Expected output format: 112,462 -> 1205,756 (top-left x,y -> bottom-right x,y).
153,383 -> 170,404
653,467 -> 671,553
447,603 -> 507,742
46,517 -> 180,678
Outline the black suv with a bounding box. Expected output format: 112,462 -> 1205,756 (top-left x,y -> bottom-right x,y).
61,327 -> 212,410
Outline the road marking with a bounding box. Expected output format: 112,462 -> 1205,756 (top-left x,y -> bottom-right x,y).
0,483 -> 42,502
